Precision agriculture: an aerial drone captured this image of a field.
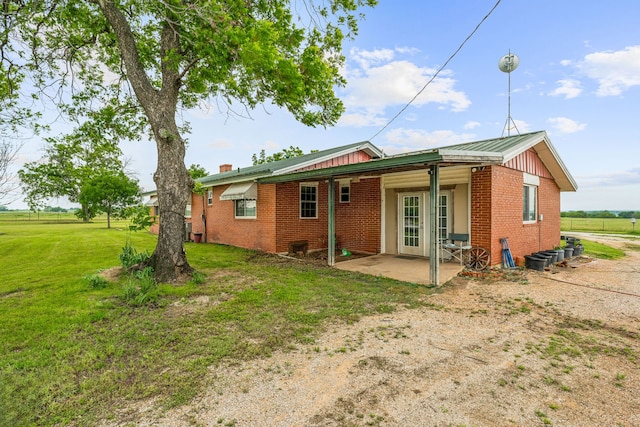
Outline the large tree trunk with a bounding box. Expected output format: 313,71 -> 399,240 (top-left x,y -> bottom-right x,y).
148,116 -> 193,282
98,1 -> 194,282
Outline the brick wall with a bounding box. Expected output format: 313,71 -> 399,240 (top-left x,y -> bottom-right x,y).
471,164 -> 561,265
200,183 -> 277,252
275,178 -> 381,254
335,179 -> 381,253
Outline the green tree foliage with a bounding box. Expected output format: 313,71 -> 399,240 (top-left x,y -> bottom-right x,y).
78,171 -> 140,228
0,2 -> 43,205
187,164 -> 209,179
251,145 -> 313,165
5,0 -> 377,281
617,211 -> 640,219
18,129 -> 125,221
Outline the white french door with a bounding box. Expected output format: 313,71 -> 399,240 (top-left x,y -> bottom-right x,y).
398,191 -> 450,257
399,193 -> 425,256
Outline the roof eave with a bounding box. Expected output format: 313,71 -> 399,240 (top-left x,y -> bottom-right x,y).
197,171 -> 271,186
532,138 -> 579,192
439,149 -> 504,163
260,152 -> 444,183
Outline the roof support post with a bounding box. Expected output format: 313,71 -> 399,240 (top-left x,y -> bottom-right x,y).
428,165 -> 440,286
327,177 -> 336,267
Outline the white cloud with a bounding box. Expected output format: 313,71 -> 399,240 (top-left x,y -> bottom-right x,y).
549,79 -> 583,99
381,128 -> 475,154
338,111 -> 387,127
577,45 -> 640,96
395,46 -> 421,55
341,49 -> 471,127
464,121 -> 481,130
548,117 -> 586,134
349,47 -> 396,70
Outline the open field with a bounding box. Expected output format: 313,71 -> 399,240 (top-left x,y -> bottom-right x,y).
0,220 -> 432,426
1,221 -> 639,426
0,210 -> 80,222
562,217 -> 638,234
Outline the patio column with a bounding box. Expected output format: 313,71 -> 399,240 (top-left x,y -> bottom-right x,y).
429,165 -> 440,286
327,177 -> 336,266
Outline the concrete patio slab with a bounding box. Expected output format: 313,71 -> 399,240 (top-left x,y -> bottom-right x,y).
334,254 -> 464,285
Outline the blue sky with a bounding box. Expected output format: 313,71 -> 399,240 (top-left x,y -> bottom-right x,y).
12,0 -> 640,211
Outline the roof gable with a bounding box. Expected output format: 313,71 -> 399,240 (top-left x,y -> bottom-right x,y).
438,131 -> 577,191
198,141 -> 382,186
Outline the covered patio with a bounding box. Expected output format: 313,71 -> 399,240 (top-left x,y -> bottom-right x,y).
334,254 -> 465,286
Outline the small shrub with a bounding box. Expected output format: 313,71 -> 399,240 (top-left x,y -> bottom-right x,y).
122,267 -> 157,306
119,241 -> 150,268
190,271 -> 206,285
85,274 -> 108,289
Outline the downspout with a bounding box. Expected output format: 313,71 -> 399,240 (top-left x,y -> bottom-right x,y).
429,165 -> 440,286
328,177 -> 336,266
202,192 -> 207,243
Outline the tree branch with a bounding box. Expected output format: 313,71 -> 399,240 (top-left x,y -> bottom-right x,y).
95,0 -> 157,111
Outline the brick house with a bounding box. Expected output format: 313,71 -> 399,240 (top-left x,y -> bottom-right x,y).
147,131 -> 577,285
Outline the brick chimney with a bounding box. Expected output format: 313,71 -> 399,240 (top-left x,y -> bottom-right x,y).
219,164 -> 232,173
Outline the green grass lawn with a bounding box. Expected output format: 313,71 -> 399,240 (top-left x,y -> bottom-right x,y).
561,217 -> 639,234
0,220 -> 435,426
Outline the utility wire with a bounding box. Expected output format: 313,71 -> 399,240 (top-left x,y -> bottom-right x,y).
541,275 -> 640,298
369,0 -> 502,141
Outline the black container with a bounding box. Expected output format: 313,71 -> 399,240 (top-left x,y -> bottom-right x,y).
525,255 -> 547,271
540,251 -> 559,264
564,247 -> 574,258
566,237 -> 581,246
533,252 -> 553,267
554,249 -> 565,262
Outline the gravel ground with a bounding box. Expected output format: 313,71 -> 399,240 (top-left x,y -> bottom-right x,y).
107,233 -> 640,427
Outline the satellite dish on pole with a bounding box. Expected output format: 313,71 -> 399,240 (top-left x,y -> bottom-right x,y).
499,51 -> 520,137
498,53 -> 519,73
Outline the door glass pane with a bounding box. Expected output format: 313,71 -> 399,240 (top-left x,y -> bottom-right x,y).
438,194 -> 448,241
403,196 -> 420,247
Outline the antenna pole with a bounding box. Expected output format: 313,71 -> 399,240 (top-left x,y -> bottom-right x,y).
499,51 -> 520,137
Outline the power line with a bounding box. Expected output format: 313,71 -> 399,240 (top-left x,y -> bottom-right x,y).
369,0 -> 503,141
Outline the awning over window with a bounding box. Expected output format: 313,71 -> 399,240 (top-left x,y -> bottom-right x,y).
219,182 -> 258,201
145,198 -> 159,206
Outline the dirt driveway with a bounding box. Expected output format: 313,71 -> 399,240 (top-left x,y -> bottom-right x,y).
123,233 -> 640,427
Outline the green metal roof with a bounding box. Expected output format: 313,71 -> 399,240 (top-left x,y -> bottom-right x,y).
259,149 -> 444,183
145,130 -> 576,193
437,130 -> 546,153
258,134 -> 541,184
197,141 -> 381,186
259,130 -> 577,192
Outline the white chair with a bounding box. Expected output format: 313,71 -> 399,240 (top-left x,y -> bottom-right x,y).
441,233 -> 472,264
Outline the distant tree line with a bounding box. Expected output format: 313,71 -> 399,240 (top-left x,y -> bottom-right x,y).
0,205 -> 75,212
562,210 -> 640,219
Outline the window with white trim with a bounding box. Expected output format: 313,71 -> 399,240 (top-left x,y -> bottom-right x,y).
340,183 -> 350,203
300,183 -> 318,218
207,189 -> 213,206
185,204 -> 192,218
523,173 -> 539,223
235,199 -> 256,218
523,185 -> 537,222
